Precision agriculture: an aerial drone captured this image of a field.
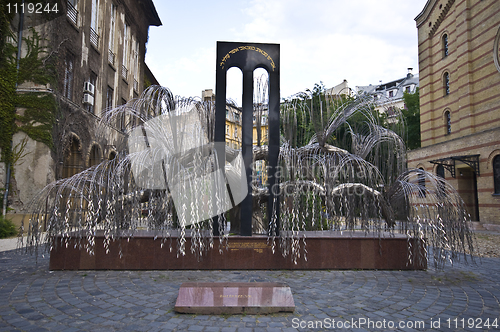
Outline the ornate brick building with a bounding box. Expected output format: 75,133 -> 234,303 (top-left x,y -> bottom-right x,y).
1,0 -> 161,212
407,0 -> 500,225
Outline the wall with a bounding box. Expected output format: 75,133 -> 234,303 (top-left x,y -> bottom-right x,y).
408,127 -> 500,224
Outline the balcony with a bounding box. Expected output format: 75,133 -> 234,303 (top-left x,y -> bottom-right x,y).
90,27 -> 99,49
66,1 -> 78,26
108,49 -> 115,66
121,65 -> 128,80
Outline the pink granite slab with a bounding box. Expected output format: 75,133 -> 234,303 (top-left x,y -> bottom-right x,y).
174,282 -> 295,314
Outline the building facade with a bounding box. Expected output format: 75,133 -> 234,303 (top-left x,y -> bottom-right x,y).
201,89 -> 269,150
1,0 -> 161,212
407,0 -> 500,225
326,79 -> 355,99
357,70 -> 419,120
202,89 -> 269,186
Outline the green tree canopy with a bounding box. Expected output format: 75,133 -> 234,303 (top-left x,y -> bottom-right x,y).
402,88 -> 420,150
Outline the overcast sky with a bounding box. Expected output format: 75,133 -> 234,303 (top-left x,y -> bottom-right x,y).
145,0 -> 428,105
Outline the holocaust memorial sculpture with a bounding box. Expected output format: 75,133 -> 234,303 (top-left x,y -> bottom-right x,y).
23,42 -> 475,270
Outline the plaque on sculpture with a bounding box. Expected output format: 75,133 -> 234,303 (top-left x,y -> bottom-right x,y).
174,282 -> 295,314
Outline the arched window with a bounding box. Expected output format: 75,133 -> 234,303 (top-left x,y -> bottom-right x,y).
63,136 -> 83,178
442,34 -> 449,58
494,155 -> 500,194
444,110 -> 451,134
109,151 -> 116,160
88,144 -> 101,167
443,72 -> 450,96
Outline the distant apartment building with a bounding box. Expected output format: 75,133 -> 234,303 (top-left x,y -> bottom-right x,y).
202,89 -> 268,149
356,70 -> 419,120
325,79 -> 355,99
2,0 -> 161,212
407,0 -> 500,225
202,89 -> 268,186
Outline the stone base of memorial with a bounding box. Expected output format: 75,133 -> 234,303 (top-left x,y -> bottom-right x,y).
49,230 -> 426,270
174,282 -> 295,314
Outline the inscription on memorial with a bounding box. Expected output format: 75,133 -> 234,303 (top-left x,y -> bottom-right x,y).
226,242 -> 270,253
219,45 -> 276,70
175,282 -> 295,314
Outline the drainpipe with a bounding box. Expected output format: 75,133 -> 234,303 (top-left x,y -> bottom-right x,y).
2,1 -> 24,217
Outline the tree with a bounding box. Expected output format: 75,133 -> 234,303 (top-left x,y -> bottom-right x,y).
402,88 -> 420,150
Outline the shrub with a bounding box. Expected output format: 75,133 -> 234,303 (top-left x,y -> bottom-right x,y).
0,215 -> 16,238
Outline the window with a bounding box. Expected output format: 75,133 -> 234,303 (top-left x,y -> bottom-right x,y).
67,0 -> 78,26
119,98 -> 126,131
108,4 -> 116,65
443,72 -> 450,96
85,72 -> 97,114
234,127 -> 238,138
442,34 -> 449,58
88,144 -> 101,167
388,90 -> 394,98
436,164 -> 446,196
436,165 -> 445,178
494,155 -> 500,194
122,22 -> 129,79
63,136 -> 83,178
418,168 -> 426,197
445,110 -> 451,135
90,0 -> 99,48
405,86 -> 411,93
133,39 -> 139,91
106,86 -> 114,112
386,106 -> 396,117
226,124 -> 229,135
63,54 -> 74,99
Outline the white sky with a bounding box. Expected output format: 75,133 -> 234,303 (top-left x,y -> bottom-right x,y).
145,0 -> 428,105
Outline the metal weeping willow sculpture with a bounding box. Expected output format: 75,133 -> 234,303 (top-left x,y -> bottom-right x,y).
22,43 -> 475,270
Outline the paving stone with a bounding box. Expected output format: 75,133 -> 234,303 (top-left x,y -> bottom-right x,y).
2,249 -> 500,331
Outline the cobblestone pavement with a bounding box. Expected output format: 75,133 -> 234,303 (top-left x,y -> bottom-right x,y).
1,249 -> 499,332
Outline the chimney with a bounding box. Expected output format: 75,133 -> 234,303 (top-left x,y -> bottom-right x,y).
407,68 -> 413,78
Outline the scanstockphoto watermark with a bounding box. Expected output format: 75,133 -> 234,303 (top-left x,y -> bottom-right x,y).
251,163 -> 377,183
251,164 -> 380,195
291,317 -> 434,330
251,165 -> 380,198
291,317 -> 499,330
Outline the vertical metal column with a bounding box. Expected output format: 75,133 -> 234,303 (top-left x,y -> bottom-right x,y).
267,70 -> 280,236
213,65 -> 227,236
240,70 -> 254,236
